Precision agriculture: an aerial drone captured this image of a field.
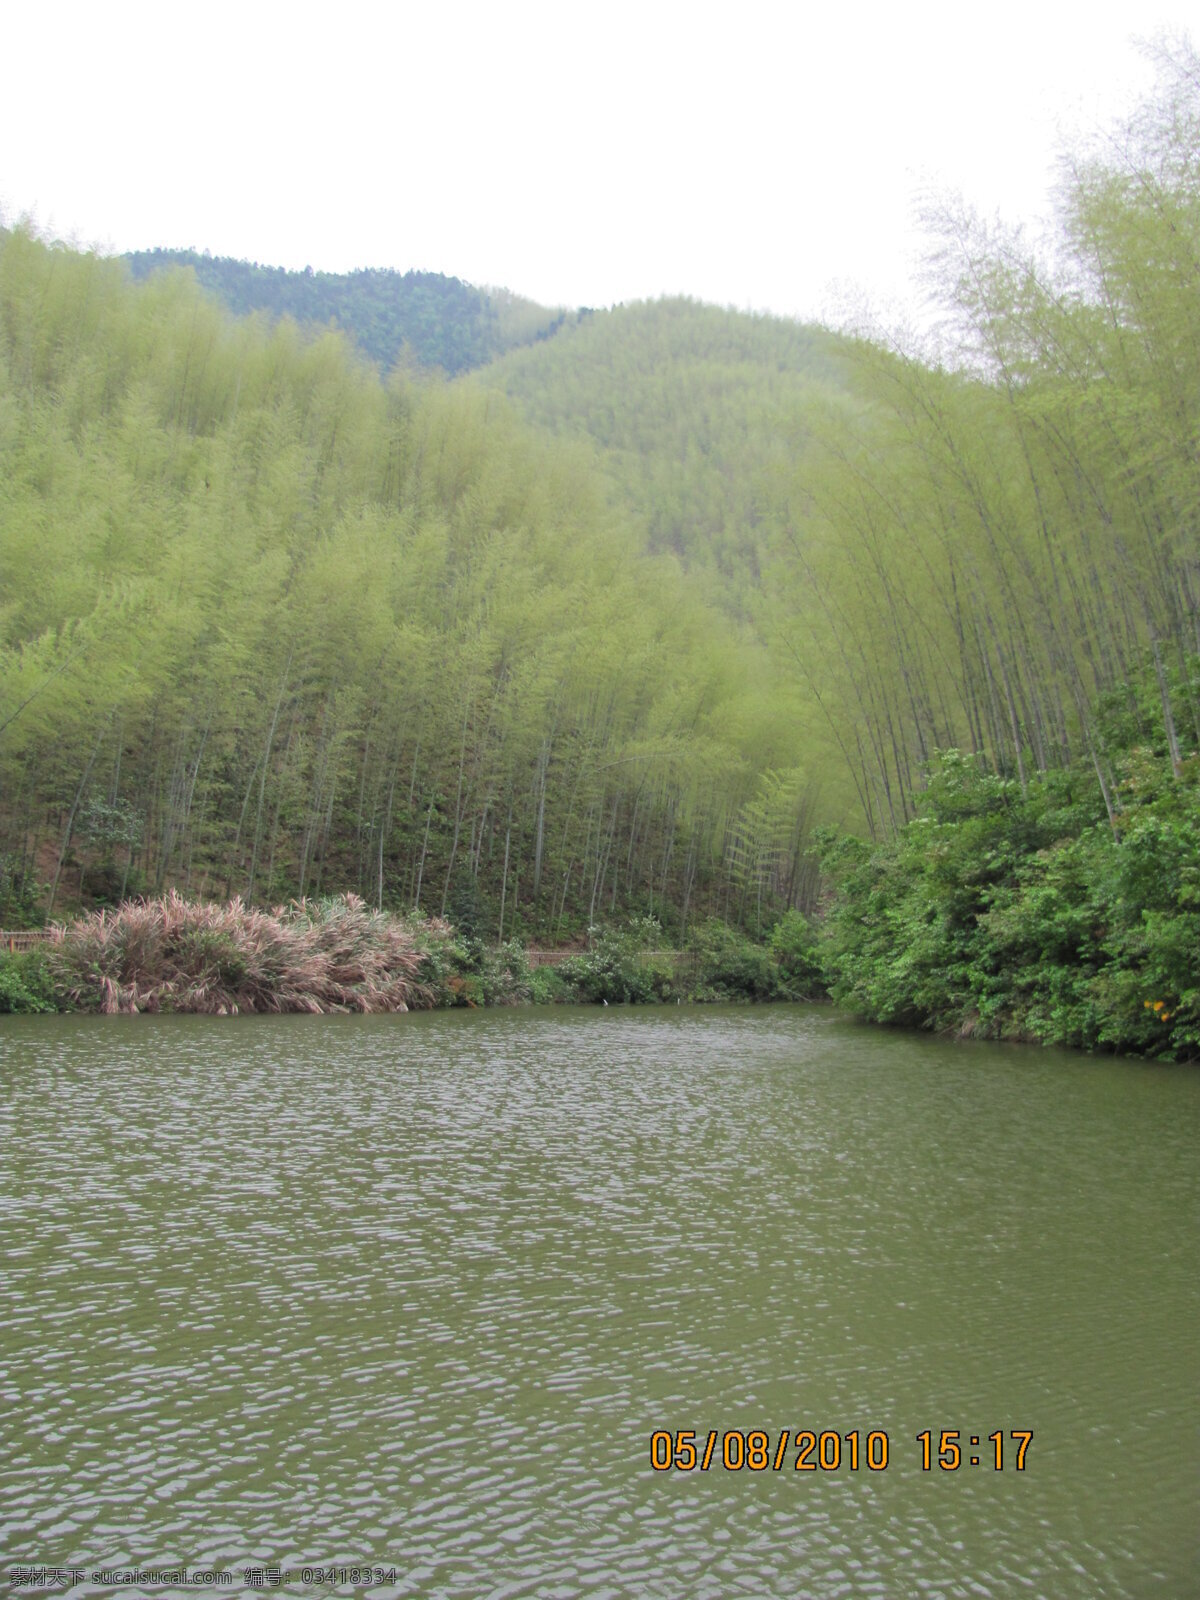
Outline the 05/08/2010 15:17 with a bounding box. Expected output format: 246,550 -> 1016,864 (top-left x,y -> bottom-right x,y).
650,1429 -> 1033,1473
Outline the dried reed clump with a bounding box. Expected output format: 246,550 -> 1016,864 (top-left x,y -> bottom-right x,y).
49,891 -> 435,1015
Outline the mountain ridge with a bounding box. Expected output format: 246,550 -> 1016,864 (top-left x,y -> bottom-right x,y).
122,247 -> 581,375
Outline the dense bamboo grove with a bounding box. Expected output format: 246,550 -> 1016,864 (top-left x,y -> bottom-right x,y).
2,46 -> 1197,948
764,44 -> 1200,830
0,227 -> 819,934
482,296 -> 845,602
480,49 -> 1200,845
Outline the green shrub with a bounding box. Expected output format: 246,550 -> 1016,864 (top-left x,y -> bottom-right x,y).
528,964 -> 571,1004
768,909 -> 827,998
557,919 -> 673,1004
417,931 -> 534,1006
815,719 -> 1200,1059
176,927 -> 250,988
687,918 -> 785,1001
0,950 -> 59,1013
558,939 -> 652,1004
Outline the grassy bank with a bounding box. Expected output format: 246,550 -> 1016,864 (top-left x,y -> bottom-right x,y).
0,897 -> 826,1015
8,709 -> 1196,1067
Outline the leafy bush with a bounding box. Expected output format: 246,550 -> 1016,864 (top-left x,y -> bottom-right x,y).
432,935 -> 534,1007
542,914 -> 824,1006
557,919 -> 674,1004
768,909 -> 827,998
557,938 -> 652,1004
528,964 -> 572,1004
686,918 -> 788,1001
816,727 -> 1200,1059
0,950 -> 58,1013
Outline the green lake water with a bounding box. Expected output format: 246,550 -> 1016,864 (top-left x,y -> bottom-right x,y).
1,1006 -> 1196,1598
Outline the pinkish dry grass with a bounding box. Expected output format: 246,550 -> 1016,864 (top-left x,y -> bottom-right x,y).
50,891 -> 437,1014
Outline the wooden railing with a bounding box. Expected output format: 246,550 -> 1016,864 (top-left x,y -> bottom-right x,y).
1,929 -> 52,952
524,949 -> 575,968
523,948 -> 696,969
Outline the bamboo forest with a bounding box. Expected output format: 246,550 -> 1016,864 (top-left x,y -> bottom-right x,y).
2,45 -> 1199,1056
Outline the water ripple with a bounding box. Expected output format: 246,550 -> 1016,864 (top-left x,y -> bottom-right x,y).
1,1007 -> 1197,1597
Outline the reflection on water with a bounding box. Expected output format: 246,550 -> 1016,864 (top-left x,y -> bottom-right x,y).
1,1007 -> 1197,1597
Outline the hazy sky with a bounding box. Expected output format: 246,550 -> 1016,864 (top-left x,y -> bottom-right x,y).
2,1 -> 1195,322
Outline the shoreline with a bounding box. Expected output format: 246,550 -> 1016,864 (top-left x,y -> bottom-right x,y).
2,895 -> 1193,1064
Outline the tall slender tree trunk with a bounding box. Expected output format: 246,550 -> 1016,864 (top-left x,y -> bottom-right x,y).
414,790 -> 436,911
440,707 -> 472,917
532,738 -> 550,901
247,650 -> 293,902
1150,626 -> 1183,776
47,731 -> 105,918
497,806 -> 512,942
377,753 -> 401,911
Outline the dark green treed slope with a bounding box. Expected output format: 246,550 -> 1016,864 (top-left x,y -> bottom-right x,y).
479,297 -> 849,599
0,226 -> 830,936
123,249 -> 578,375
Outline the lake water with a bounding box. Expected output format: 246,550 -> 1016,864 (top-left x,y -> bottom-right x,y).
1,1006 -> 1196,1598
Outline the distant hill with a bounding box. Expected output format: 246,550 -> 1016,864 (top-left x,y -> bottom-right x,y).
477,296 -> 851,596
122,249 -> 579,375
118,262 -> 855,611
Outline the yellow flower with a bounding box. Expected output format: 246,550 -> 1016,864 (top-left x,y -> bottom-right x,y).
1153,1000 -> 1165,1012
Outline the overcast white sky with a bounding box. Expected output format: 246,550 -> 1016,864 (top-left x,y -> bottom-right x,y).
2,1 -> 1196,323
